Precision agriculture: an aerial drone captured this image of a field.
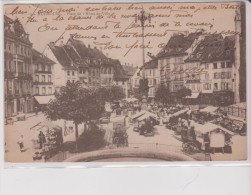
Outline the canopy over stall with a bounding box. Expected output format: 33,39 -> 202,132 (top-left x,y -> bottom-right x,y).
136,112 -> 159,122
30,120 -> 62,132
200,106 -> 218,114
193,122 -> 234,136
172,108 -> 189,117
123,97 -> 139,102
130,111 -> 147,120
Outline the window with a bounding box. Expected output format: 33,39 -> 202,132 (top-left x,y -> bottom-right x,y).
204,83 -> 211,90
214,73 -> 220,79
48,65 -> 51,72
149,79 -> 152,86
205,64 -> 209,69
48,75 -> 51,82
153,70 -> 155,77
213,63 -> 217,69
42,75 -> 45,82
72,71 -> 75,76
221,72 -> 226,79
49,87 -> 52,94
197,84 -> 201,91
226,62 -> 232,68
227,72 -> 231,79
42,87 -> 46,95
72,80 -> 75,83
67,80 -> 70,83
42,64 -> 45,71
214,83 -> 218,90
205,73 -> 209,80
35,75 -> 39,82
35,87 -> 39,94
67,71 -> 70,76
221,62 -> 225,68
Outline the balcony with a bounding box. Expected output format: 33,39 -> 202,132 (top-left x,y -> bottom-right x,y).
14,72 -> 33,80
33,81 -> 53,85
35,70 -> 52,74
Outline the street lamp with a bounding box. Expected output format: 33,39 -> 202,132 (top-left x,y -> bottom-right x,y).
135,7 -> 151,79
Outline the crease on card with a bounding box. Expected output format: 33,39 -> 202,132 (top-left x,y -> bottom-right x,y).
178,168 -> 200,195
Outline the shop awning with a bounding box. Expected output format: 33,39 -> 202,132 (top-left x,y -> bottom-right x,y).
201,90 -> 213,94
34,95 -> 55,105
184,93 -> 199,99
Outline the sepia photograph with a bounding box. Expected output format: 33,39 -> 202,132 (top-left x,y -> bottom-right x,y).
3,2 -> 247,163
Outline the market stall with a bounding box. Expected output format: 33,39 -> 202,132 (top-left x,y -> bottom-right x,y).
30,120 -> 63,159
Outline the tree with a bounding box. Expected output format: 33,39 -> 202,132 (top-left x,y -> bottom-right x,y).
155,84 -> 171,105
95,85 -> 125,103
44,81 -> 105,151
134,78 -> 149,100
176,87 -> 192,102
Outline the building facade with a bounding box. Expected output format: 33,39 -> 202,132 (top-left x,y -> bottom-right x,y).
144,59 -> 160,98
4,16 -> 33,118
157,32 -> 201,93
44,36 -> 127,91
32,49 -> 55,96
185,34 -> 236,106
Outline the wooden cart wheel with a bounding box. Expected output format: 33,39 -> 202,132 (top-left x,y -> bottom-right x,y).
183,142 -> 198,155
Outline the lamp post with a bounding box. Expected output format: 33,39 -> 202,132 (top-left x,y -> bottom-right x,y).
135,7 -> 151,79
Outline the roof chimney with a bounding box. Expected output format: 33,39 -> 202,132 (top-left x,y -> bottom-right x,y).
48,42 -> 55,48
60,41 -> 64,47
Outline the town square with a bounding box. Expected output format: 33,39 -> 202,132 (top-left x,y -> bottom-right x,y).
4,2 -> 247,162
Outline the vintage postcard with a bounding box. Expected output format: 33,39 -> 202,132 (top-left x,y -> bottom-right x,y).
3,2 -> 248,163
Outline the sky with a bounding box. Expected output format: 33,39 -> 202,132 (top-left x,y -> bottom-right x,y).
4,2 -> 241,67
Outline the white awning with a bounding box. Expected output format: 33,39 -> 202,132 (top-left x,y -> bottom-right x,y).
172,108 -> 189,117
34,95 -> 55,105
123,97 -> 139,102
131,111 -> 146,119
185,93 -> 199,99
194,122 -> 234,136
200,106 -> 218,113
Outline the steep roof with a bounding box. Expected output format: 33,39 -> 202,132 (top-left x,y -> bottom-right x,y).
144,59 -> 158,69
48,44 -> 76,69
185,34 -> 235,63
122,65 -> 137,76
112,59 -> 129,81
157,32 -> 201,58
4,15 -> 32,44
32,49 -> 55,65
48,38 -> 127,77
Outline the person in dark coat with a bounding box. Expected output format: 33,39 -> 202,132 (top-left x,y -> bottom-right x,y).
38,131 -> 46,149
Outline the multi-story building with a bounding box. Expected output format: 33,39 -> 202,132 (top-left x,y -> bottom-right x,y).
122,64 -> 137,97
144,59 -> 160,98
185,34 -> 236,106
44,36 -> 127,91
156,32 -> 202,93
32,49 -> 55,108
4,16 -> 33,118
